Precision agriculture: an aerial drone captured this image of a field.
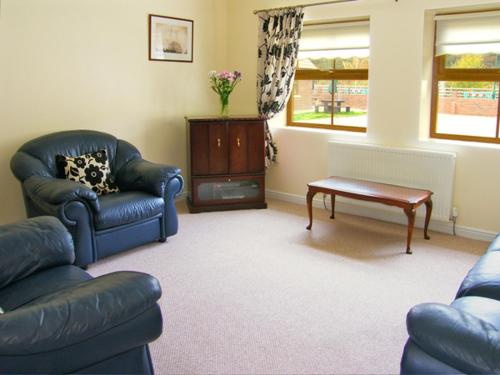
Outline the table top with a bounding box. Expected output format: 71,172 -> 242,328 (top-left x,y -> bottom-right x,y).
308,176 -> 433,205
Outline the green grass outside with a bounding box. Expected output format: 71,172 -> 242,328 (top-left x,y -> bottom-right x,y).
293,111 -> 366,121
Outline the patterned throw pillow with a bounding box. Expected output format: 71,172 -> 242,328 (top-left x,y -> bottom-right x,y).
56,150 -> 119,195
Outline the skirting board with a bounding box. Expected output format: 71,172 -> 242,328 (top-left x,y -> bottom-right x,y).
266,189 -> 497,242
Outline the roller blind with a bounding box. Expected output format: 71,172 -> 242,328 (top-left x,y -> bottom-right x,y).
435,11 -> 500,55
298,21 -> 370,59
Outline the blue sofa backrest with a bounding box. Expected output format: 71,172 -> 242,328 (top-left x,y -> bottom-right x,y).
11,130 -> 141,182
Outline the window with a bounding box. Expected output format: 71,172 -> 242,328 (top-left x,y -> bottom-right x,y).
430,11 -> 500,143
287,20 -> 369,132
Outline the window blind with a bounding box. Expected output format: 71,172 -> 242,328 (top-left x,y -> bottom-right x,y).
435,11 -> 500,55
298,21 -> 369,58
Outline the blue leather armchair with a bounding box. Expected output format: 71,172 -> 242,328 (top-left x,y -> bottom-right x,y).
0,216 -> 162,373
11,130 -> 184,267
401,235 -> 500,374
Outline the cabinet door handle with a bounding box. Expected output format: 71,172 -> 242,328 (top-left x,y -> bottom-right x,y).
236,137 -> 241,148
217,138 -> 221,148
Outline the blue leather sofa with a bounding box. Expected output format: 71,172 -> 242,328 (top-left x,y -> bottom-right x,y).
0,216 -> 162,373
11,130 -> 183,267
401,235 -> 500,374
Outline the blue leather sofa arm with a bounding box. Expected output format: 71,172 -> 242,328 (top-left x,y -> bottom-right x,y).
407,302 -> 500,374
0,217 -> 75,289
0,271 -> 162,373
24,175 -> 100,212
117,158 -> 183,197
0,272 -> 160,354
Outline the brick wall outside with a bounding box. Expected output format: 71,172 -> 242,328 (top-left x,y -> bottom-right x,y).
340,95 -> 368,111
438,95 -> 497,117
293,81 -> 314,111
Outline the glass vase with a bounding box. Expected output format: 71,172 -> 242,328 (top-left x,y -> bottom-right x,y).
220,95 -> 230,117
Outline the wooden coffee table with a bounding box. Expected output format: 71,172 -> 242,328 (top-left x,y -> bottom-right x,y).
306,176 -> 433,254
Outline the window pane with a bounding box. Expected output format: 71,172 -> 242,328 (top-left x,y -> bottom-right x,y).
436,81 -> 499,137
444,53 -> 500,69
292,80 -> 333,125
333,80 -> 368,128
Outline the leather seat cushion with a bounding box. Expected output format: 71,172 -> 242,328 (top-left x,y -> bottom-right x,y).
95,191 -> 164,230
456,251 -> 500,301
0,266 -> 91,312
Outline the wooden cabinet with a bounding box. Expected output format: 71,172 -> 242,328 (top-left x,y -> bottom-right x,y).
186,116 -> 267,213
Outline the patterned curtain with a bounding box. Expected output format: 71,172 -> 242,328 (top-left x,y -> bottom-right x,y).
257,7 -> 304,167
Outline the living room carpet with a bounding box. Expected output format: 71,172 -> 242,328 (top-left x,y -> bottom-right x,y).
89,199 -> 487,374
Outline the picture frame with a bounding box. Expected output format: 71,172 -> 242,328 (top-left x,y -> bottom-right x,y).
149,14 -> 194,63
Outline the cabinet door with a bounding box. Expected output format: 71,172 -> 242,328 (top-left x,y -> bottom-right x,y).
246,121 -> 265,174
192,175 -> 265,206
229,123 -> 248,174
208,122 -> 228,175
190,123 -> 209,175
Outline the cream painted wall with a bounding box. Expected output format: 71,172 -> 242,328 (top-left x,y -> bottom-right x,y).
227,0 -> 500,234
0,0 -> 228,222
2,0 -> 500,235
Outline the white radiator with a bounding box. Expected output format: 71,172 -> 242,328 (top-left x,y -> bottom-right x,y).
328,142 -> 456,222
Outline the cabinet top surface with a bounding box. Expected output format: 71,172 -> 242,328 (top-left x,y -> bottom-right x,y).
185,115 -> 267,122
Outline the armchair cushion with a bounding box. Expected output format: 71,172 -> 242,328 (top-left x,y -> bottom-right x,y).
56,149 -> 119,195
24,175 -> 100,212
117,158 -> 181,197
95,191 -> 164,230
0,217 -> 75,289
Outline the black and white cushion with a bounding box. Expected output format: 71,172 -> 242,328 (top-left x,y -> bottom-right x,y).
56,150 -> 119,195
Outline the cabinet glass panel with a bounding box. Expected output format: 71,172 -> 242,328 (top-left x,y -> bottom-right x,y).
197,179 -> 260,202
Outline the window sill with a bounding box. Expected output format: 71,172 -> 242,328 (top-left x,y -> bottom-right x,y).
421,136 -> 500,150
281,124 -> 368,137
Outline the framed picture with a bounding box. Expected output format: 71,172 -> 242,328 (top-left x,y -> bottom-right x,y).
149,14 -> 193,62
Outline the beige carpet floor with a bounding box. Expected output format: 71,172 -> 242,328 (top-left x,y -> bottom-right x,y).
89,199 -> 487,375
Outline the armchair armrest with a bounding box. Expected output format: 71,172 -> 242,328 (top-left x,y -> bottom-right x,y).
0,272 -> 161,356
407,303 -> 500,374
117,158 -> 181,197
0,217 -> 75,289
24,175 -> 100,212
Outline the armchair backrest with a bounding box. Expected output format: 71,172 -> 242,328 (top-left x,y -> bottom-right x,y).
11,130 -> 141,182
0,216 -> 75,289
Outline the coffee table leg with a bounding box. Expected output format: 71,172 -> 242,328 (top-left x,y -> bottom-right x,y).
404,207 -> 416,254
330,194 -> 336,219
306,190 -> 316,230
424,199 -> 432,240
